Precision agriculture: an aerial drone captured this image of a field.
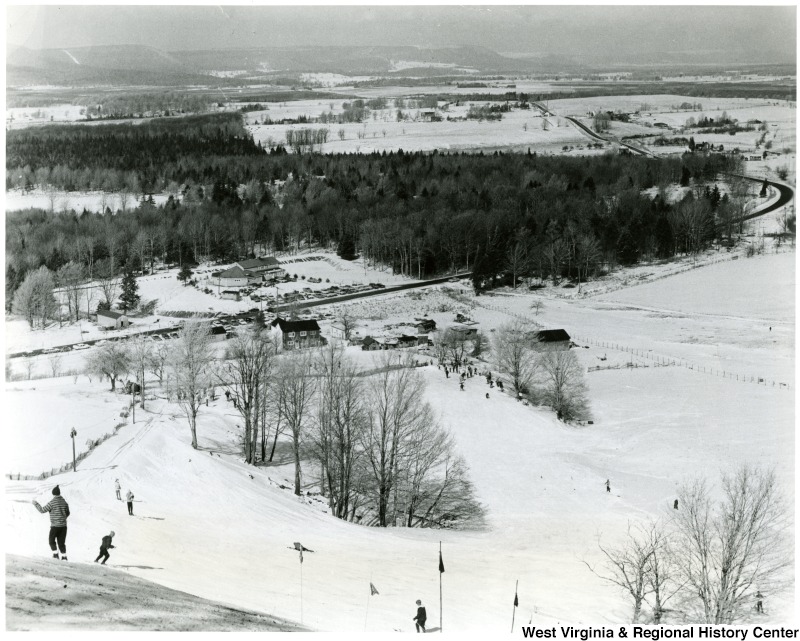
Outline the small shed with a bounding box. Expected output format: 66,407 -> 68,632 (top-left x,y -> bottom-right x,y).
97,309 -> 130,329
210,325 -> 228,341
531,329 -> 571,351
221,290 -> 240,301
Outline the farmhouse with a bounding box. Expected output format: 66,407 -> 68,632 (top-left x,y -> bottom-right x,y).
235,257 -> 286,281
97,309 -> 130,329
361,336 -> 382,351
415,318 -> 437,333
271,317 -> 322,350
530,329 -> 571,351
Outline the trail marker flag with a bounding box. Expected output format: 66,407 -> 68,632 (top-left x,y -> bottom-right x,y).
370,582 -> 379,596
439,550 -> 445,573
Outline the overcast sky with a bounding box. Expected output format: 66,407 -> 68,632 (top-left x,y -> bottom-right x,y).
6,4 -> 797,62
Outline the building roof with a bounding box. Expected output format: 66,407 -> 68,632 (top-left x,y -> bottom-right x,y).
219,266 -> 248,279
97,309 -> 126,319
237,257 -> 281,270
271,317 -> 320,333
535,329 -> 571,342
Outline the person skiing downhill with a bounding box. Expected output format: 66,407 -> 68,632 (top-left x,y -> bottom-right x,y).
32,485 -> 70,560
126,489 -> 135,516
605,479 -> 611,493
95,531 -> 115,564
114,479 -> 121,500
413,599 -> 427,633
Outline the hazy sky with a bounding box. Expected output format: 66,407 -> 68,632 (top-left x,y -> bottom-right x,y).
6,4 -> 797,61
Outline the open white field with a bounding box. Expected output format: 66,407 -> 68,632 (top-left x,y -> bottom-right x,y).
248,108 -> 589,154
5,241 -> 796,629
6,377 -> 132,476
4,189 -> 176,213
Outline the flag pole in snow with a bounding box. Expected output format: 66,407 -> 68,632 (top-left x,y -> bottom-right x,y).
439,541 -> 444,633
511,580 -> 519,633
365,580 -> 379,631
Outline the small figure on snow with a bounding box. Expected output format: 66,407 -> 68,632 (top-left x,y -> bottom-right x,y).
114,478 -> 121,500
413,599 -> 427,633
605,479 -> 611,493
756,591 -> 764,613
32,485 -> 70,561
673,499 -> 679,510
126,489 -> 135,516
459,381 -> 464,391
485,392 -> 490,399
94,531 -> 115,564
497,380 -> 504,392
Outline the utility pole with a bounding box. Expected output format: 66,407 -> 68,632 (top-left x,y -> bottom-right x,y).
131,389 -> 136,424
70,428 -> 77,472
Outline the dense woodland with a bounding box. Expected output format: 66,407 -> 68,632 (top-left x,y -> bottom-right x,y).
6,114 -> 746,308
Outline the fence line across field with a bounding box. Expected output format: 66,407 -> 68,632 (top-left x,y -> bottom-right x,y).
575,335 -> 791,391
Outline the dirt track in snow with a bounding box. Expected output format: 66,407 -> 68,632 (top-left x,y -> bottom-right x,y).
6,553 -> 307,631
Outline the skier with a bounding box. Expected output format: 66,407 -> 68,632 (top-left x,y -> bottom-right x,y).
485,392 -> 490,399
459,381 -> 464,391
114,478 -> 121,500
94,531 -> 115,564
32,485 -> 70,561
756,591 -> 764,613
605,479 -> 611,493
413,599 -> 427,633
673,499 -> 679,510
126,489 -> 135,516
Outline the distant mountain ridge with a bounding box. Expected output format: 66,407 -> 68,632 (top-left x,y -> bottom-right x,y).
7,42 -> 793,88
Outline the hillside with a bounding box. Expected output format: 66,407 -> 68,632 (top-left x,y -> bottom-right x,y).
6,554 -> 306,631
4,251 -> 796,631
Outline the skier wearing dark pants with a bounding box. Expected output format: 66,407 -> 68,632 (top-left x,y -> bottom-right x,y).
126,490 -> 135,515
95,531 -> 115,564
413,599 -> 427,633
33,485 -> 70,560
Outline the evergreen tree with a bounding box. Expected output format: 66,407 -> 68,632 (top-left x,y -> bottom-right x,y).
178,264 -> 193,285
119,266 -> 140,313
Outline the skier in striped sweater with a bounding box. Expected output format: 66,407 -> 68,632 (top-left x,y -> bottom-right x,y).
32,485 -> 71,561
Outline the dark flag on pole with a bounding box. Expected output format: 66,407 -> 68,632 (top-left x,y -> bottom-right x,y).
439,550 -> 445,573
514,591 -> 519,607
370,582 -> 379,596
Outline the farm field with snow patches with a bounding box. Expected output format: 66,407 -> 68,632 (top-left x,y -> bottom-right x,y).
4,246 -> 795,630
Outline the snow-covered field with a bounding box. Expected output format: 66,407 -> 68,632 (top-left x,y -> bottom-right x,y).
4,189 -> 176,214
248,107 -> 588,154
5,245 -> 795,630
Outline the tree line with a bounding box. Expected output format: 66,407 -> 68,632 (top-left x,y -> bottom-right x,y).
6,146 -> 744,309
86,328 -> 486,530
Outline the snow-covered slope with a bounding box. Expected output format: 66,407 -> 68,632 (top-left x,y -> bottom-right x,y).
5,251 -> 796,631
6,553 -> 306,631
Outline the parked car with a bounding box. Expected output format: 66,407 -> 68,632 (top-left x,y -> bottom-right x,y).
73,343 -> 90,350
42,347 -> 60,354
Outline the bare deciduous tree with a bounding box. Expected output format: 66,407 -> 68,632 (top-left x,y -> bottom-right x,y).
171,322 -> 215,449
537,349 -> 590,421
85,342 -> 130,391
223,328 -> 277,463
673,466 -> 790,624
311,343 -> 365,518
493,321 -> 538,395
587,523 -> 656,623
275,350 -> 317,495
48,353 -> 63,378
